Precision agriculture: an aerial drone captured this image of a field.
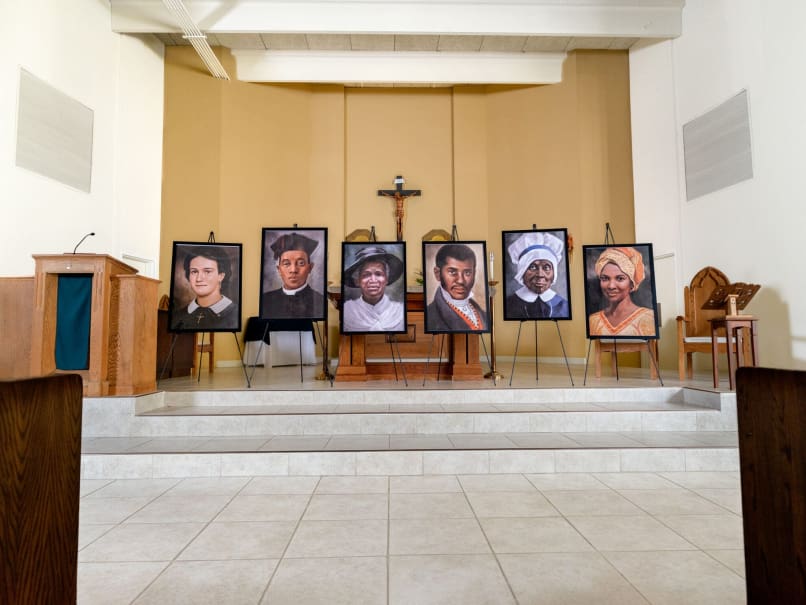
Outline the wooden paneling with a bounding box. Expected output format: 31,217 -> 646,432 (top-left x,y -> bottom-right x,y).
108,274 -> 159,395
0,277 -> 34,379
0,374 -> 83,605
736,367 -> 806,603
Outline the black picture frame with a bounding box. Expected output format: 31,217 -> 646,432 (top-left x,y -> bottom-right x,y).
340,241 -> 407,335
502,228 -> 572,321
168,241 -> 243,333
259,227 -> 328,321
582,243 -> 660,339
422,240 -> 490,334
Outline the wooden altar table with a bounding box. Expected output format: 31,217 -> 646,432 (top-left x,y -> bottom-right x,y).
328,289 -> 483,382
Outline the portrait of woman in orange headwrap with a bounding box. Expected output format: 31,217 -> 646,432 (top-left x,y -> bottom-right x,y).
584,245 -> 658,338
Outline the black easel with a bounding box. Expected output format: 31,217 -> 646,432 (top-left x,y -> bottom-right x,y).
582,222 -> 663,386
507,223 -> 574,386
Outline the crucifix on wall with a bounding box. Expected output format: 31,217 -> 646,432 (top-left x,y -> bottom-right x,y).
377,175 -> 421,242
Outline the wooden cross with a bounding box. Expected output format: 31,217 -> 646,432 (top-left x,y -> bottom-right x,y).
377,175 -> 421,242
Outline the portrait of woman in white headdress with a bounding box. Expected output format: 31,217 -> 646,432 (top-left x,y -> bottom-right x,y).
502,229 -> 572,321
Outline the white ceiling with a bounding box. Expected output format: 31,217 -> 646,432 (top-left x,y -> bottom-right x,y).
110,0 -> 685,85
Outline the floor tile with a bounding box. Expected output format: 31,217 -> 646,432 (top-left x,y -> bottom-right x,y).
656,514 -> 744,549
166,477 -> 250,497
390,518 -> 489,555
79,523 -> 204,562
525,473 -> 609,491
498,552 -> 649,605
285,519 -> 388,557
79,497 -> 153,525
604,550 -> 746,604
241,476 -> 321,495
216,494 -> 310,522
326,435 -> 391,451
126,438 -> 209,453
564,433 -> 644,447
78,524 -> 115,550
193,437 -> 271,452
134,559 -> 277,604
389,435 -> 454,450
315,475 -> 389,494
693,488 -> 742,514
466,491 -> 559,517
126,495 -> 232,523
77,561 -> 168,605
85,478 -> 179,499
619,489 -> 733,516
659,471 -> 741,489
592,472 -> 679,490
390,492 -> 474,519
304,494 -> 388,520
178,521 -> 296,560
263,556 -> 387,605
458,473 -> 536,492
506,433 -> 581,448
390,554 -> 516,605
479,516 -> 594,554
705,549 -> 746,577
447,434 -> 516,449
545,490 -> 644,516
389,475 -> 463,493
261,436 -> 331,452
567,515 -> 696,551
79,479 -> 114,497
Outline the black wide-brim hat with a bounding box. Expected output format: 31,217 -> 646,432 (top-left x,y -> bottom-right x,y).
345,247 -> 404,288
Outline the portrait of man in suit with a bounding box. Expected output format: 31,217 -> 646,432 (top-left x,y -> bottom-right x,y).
423,241 -> 490,334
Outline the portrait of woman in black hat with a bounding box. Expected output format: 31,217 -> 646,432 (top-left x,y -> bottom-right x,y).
340,242 -> 407,334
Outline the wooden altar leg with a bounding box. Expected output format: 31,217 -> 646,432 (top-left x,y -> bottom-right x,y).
449,333 -> 483,381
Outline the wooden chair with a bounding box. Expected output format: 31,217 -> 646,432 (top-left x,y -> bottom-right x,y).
595,339 -> 659,379
676,266 -> 730,380
192,332 -> 215,375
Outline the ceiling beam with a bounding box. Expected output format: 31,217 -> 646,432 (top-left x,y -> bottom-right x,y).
111,0 -> 684,39
232,50 -> 566,85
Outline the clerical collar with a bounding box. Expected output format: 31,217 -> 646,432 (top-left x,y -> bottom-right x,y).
515,286 -> 557,304
282,284 -> 309,295
439,286 -> 474,309
188,295 -> 233,314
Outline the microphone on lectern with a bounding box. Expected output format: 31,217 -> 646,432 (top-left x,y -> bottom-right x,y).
72,232 -> 96,254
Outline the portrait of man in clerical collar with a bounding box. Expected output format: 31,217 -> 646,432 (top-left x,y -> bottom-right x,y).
502,228 -> 572,322
340,241 -> 407,335
423,240 -> 490,334
168,241 -> 243,333
260,227 -> 328,321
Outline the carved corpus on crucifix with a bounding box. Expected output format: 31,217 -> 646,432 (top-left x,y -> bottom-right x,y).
377,175 -> 421,242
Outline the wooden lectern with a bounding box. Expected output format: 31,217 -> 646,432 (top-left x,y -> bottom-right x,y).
704,281 -> 761,389
29,254 -> 159,396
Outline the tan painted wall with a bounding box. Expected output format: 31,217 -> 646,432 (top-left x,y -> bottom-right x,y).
161,47 -> 635,365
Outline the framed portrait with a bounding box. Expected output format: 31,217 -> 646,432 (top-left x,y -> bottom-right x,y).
340,241 -> 407,335
582,243 -> 660,339
168,241 -> 243,333
259,227 -> 328,321
502,228 -> 572,321
422,240 -> 490,334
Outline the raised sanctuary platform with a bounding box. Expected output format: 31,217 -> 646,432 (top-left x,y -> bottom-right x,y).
79,365 -> 738,479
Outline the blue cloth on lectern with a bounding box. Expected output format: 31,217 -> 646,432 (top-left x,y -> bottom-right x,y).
55,274 -> 92,370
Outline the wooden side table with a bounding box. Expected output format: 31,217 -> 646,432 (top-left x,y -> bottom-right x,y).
710,315 -> 759,389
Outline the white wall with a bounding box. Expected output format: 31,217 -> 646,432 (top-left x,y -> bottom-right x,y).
630,0 -> 806,369
0,0 -> 164,277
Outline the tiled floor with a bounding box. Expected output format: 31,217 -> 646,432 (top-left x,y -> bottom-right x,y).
78,472 -> 747,604
82,431 -> 737,454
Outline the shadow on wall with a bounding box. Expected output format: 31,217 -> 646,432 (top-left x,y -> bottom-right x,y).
751,287 -> 793,369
